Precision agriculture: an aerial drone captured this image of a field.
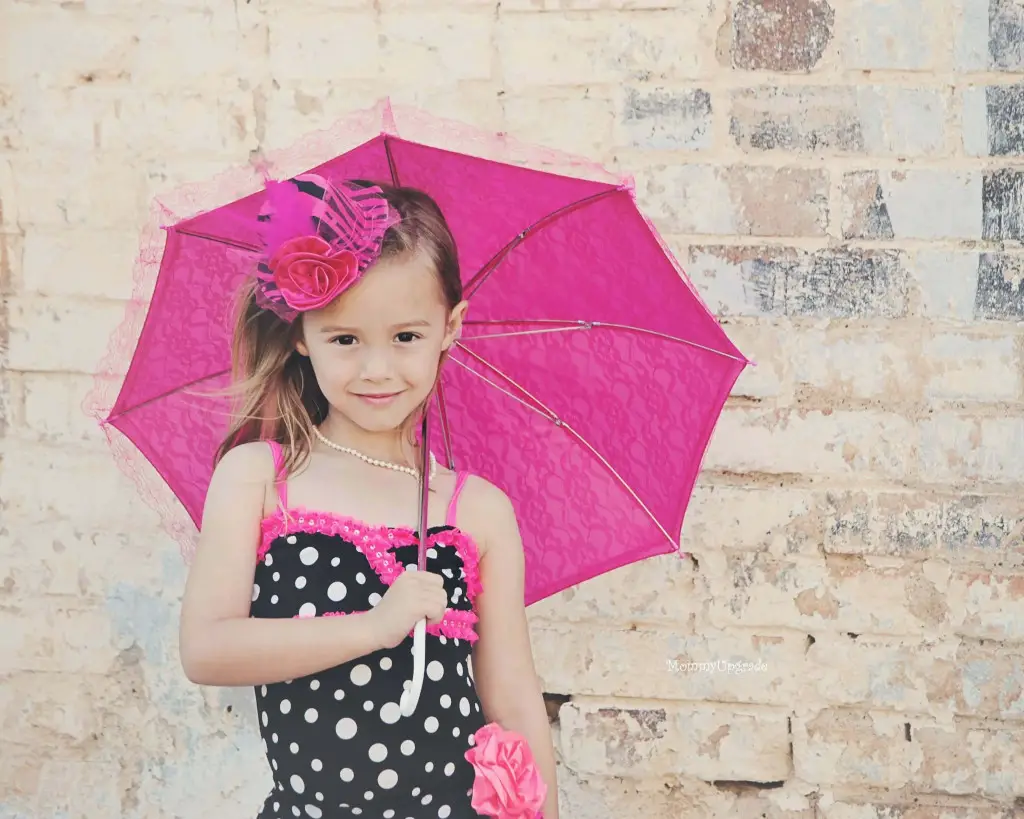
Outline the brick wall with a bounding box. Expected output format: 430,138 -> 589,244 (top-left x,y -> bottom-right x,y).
2,0 -> 1023,817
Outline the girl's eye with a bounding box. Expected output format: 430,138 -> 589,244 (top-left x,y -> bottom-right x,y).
331,335 -> 357,346
396,332 -> 421,343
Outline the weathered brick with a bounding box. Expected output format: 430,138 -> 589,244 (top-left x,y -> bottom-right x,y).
21,230 -> 137,300
914,719 -> 1024,796
560,700 -> 791,779
935,642 -> 1024,721
530,552 -> 700,626
617,87 -> 713,151
950,569 -> 1024,642
704,552 -> 954,634
505,91 -> 616,157
532,622 -> 803,705
0,599 -> 119,674
498,10 -> 711,87
731,86 -> 945,156
912,251 -> 982,322
6,296 -> 126,373
267,12 -> 378,82
12,372 -> 110,443
982,169 -> 1024,241
790,328 -> 918,402
705,408 -> 916,479
379,12 -> 493,83
974,253 -> 1024,321
919,415 -> 1024,484
686,246 -> 909,317
731,0 -> 835,72
637,166 -> 828,236
683,484 -> 827,557
924,334 -> 1019,402
823,801 -> 1014,819
839,0 -> 938,70
842,171 -> 982,240
990,0 -> 1024,70
963,84 -> 1024,156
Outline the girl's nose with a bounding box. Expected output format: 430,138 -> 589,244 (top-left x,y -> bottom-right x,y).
360,349 -> 392,380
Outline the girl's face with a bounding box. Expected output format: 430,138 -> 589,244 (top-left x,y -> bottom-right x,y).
296,252 -> 467,435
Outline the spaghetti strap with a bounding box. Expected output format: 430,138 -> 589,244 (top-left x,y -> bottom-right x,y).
446,471 -> 470,528
266,440 -> 288,510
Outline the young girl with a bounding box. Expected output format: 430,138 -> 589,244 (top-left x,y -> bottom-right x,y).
178,175 -> 558,818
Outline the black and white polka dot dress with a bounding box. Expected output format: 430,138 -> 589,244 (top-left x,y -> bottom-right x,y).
249,442 -> 487,819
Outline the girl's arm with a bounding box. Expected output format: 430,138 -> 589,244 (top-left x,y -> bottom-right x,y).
466,480 -> 560,819
178,442 -> 385,687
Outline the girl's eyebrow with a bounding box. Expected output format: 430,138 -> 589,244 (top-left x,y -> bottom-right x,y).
319,319 -> 432,333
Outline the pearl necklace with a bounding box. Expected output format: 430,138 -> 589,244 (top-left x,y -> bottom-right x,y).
312,425 -> 437,481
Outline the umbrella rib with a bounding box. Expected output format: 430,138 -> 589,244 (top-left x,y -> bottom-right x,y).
447,351 -> 556,423
173,228 -> 262,253
463,319 -> 749,364
464,187 -> 622,297
104,368 -> 230,423
452,344 -> 678,550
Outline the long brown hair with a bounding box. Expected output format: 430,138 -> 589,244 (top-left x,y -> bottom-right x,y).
213,180 -> 462,477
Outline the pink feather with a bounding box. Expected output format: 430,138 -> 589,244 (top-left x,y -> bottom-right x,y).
260,179 -> 320,250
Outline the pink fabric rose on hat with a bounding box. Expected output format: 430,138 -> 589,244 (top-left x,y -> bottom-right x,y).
464,722 -> 547,819
269,236 -> 359,311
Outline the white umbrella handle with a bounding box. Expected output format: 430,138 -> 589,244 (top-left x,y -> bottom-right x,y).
400,617 -> 427,716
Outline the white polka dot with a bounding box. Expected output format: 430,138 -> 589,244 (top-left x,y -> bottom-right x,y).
315,793 -> 322,802
412,787 -> 421,796
425,761 -> 434,772
271,594 -> 279,604
285,536 -> 296,545
439,635 -> 447,645
290,742 -> 299,753
291,807 -> 299,817
290,774 -> 305,794
331,557 -> 340,567
468,734 -> 476,746
298,602 -> 316,618
334,689 -> 345,700
380,656 -> 393,670
401,740 -> 415,755
304,708 -> 318,723
459,697 -> 470,716
442,568 -> 453,578
295,576 -> 307,590
261,685 -> 268,696
456,662 -> 463,676
440,695 -> 451,709
368,593 -> 382,606
350,664 -> 372,685
424,716 -> 439,733
310,679 -> 320,690
363,700 -> 374,711
261,711 -> 268,727
273,571 -> 280,581
252,584 -> 260,601
427,661 -> 444,681
268,552 -> 277,563
280,699 -> 291,714
299,546 -> 319,565
421,794 -> 433,805
384,811 -> 395,819
335,718 -> 357,739
351,810 -> 361,816
356,572 -> 366,584
272,759 -> 278,771
340,768 -> 354,782
369,743 -> 388,762
454,638 -> 460,646
304,806 -> 322,818
363,791 -> 374,800
444,762 -> 455,776
438,806 -> 451,818
311,759 -> 322,772
474,703 -> 480,711
272,733 -> 278,743
273,803 -> 279,812
453,727 -> 460,737
380,702 -> 401,724
377,769 -> 398,789
467,656 -> 474,680
327,581 -> 347,601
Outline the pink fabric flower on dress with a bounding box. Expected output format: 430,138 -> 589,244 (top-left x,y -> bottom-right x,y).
464,722 -> 547,819
268,236 -> 359,311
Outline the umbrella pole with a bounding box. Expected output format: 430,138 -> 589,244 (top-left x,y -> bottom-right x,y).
399,414 -> 431,717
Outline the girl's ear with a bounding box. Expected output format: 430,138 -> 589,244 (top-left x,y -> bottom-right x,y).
443,300 -> 469,351
296,339 -> 310,357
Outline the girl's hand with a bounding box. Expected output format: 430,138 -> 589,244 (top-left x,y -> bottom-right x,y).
368,567 -> 448,650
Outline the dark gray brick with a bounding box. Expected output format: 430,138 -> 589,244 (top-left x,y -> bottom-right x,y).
982,169 -> 1024,241
991,0 -> 1024,70
974,253 -> 1024,320
986,84 -> 1024,155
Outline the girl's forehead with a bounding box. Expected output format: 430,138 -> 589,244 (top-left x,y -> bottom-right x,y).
316,253 -> 446,326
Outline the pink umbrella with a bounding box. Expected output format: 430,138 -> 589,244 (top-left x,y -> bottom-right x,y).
87,101 -> 749,710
